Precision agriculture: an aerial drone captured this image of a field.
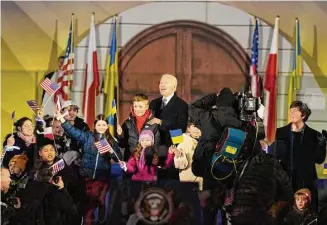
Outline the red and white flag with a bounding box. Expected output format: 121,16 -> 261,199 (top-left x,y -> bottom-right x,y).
82,14 -> 100,129
44,127 -> 54,140
56,98 -> 61,112
264,16 -> 279,143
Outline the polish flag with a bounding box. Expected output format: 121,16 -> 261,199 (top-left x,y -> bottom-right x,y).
263,16 -> 279,143
44,127 -> 54,140
82,13 -> 100,129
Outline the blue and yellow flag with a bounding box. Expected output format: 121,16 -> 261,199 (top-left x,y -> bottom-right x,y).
287,18 -> 302,123
169,129 -> 184,145
108,99 -> 117,134
104,17 -> 119,135
323,164 -> 327,175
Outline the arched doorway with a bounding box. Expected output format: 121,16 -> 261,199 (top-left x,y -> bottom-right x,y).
118,20 -> 250,123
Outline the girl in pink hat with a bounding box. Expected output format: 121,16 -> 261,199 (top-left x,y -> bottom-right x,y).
119,130 -> 174,181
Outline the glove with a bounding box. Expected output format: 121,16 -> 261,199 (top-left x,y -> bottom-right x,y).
317,132 -> 327,146
322,129 -> 327,140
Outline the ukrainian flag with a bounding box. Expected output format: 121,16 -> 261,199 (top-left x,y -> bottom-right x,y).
108,99 -> 117,134
169,129 -> 184,145
287,18 -> 302,123
104,17 -> 119,135
323,164 -> 327,175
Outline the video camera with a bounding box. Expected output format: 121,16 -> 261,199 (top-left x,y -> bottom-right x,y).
235,91 -> 260,122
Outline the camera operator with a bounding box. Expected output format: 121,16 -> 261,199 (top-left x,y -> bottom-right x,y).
273,101 -> 327,212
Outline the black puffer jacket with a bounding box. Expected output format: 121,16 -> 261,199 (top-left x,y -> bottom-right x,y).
228,153 -> 293,225
117,109 -> 160,161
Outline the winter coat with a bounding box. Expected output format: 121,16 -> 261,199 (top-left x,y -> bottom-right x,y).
2,132 -> 37,172
61,121 -> 122,181
125,151 -> 174,181
174,134 -> 203,190
117,108 -> 160,161
12,179 -> 79,225
274,123 -> 326,182
228,153 -> 293,225
284,206 -> 318,225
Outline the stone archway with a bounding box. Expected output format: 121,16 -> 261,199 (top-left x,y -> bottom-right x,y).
117,20 -> 250,123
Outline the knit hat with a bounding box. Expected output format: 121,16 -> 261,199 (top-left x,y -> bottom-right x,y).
9,154 -> 28,172
295,188 -> 312,203
216,87 -> 236,107
139,130 -> 154,144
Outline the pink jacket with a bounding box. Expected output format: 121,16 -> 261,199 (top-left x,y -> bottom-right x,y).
125,152 -> 174,181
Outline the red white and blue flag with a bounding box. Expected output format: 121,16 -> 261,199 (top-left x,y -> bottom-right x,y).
41,78 -> 59,96
56,22 -> 74,102
95,139 -> 112,154
11,109 -> 16,121
250,18 -> 261,98
26,100 -> 39,111
51,159 -> 65,175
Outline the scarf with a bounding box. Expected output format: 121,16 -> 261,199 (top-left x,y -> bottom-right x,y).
139,148 -> 146,170
17,132 -> 36,147
132,108 -> 151,134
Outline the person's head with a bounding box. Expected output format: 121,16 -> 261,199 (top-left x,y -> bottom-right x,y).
133,93 -> 149,117
294,188 -> 311,210
61,100 -> 79,121
39,144 -> 56,164
159,74 -> 177,97
9,154 -> 28,176
1,167 -> 11,192
139,130 -> 154,148
45,117 -> 64,137
15,117 -> 34,136
289,101 -> 311,123
58,56 -> 65,70
187,123 -> 201,139
93,114 -> 115,144
216,87 -> 236,107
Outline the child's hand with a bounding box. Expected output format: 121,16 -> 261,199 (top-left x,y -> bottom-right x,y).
36,107 -> 45,118
119,161 -> 127,171
117,125 -> 123,136
168,146 -> 176,154
7,135 -> 15,147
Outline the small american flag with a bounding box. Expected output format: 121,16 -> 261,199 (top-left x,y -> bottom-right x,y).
26,100 -> 39,111
224,187 -> 235,206
41,78 -> 59,96
95,139 -> 113,154
51,159 -> 65,175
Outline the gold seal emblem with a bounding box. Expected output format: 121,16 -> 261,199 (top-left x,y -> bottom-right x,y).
135,187 -> 173,224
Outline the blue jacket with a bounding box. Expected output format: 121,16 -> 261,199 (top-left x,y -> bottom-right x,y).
62,121 -> 122,181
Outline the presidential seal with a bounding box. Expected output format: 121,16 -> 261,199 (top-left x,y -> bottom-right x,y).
135,187 -> 173,224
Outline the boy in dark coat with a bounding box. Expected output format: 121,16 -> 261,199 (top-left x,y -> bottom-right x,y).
284,188 -> 318,225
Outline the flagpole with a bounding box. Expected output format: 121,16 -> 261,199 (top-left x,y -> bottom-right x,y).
43,94 -> 54,107
11,108 -> 15,135
115,15 -> 120,125
67,13 -> 74,100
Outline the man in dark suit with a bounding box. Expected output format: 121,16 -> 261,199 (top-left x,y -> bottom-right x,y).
149,74 -> 189,180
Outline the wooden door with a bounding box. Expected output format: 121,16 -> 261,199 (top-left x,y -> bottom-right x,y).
118,20 -> 250,124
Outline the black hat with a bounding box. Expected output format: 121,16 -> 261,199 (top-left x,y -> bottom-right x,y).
37,135 -> 55,150
216,87 -> 236,107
